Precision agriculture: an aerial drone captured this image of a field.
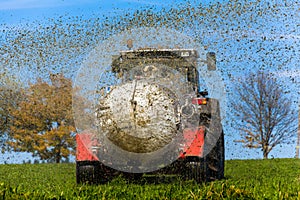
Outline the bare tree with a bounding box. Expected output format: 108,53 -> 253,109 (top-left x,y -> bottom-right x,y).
231,71 -> 297,159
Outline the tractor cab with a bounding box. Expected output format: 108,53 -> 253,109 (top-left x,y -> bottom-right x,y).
111,48 -> 216,96
112,49 -> 196,90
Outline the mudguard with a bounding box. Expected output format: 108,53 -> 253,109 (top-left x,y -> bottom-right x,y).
179,126 -> 205,159
76,133 -> 99,161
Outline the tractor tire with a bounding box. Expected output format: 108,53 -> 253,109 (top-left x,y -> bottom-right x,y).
76,162 -> 97,184
76,161 -> 117,184
182,160 -> 205,183
122,172 -> 143,182
204,130 -> 225,181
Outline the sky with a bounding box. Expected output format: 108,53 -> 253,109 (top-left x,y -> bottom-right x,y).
0,0 -> 299,163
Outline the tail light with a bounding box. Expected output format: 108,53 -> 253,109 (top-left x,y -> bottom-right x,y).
192,98 -> 207,105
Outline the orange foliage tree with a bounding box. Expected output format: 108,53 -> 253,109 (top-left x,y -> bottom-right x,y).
8,74 -> 76,163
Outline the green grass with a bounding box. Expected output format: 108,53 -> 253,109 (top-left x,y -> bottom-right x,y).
0,159 -> 299,199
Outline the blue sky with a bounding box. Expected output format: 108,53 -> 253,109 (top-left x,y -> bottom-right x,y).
0,0 -> 163,10
0,0 -> 217,26
0,0 -> 299,163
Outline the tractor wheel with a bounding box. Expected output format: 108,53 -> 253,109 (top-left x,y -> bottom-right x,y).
76,162 -> 97,184
122,172 -> 143,182
76,161 -> 114,184
204,130 -> 225,181
182,160 -> 205,183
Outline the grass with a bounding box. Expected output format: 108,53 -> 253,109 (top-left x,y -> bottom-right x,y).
0,159 -> 299,199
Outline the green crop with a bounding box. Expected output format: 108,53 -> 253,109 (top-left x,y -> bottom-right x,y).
0,159 -> 299,199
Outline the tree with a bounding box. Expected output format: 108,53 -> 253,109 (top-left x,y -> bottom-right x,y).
0,74 -> 24,149
8,74 -> 76,163
231,71 -> 297,159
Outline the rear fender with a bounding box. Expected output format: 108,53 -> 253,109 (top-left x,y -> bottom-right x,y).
76,133 -> 100,161
179,126 -> 205,158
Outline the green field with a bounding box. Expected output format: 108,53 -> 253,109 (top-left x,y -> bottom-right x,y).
0,159 -> 299,199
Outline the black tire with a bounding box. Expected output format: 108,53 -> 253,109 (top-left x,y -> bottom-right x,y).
76,161 -> 117,184
76,162 -> 97,184
122,172 -> 143,182
200,98 -> 224,181
182,160 -> 205,183
204,130 -> 225,181
180,130 -> 224,183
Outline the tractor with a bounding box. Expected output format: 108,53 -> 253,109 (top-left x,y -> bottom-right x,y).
76,46 -> 224,184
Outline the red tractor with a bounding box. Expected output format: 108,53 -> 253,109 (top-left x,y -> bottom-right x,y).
76,48 -> 224,184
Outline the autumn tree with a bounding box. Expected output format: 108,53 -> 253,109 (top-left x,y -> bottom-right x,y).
8,74 -> 76,163
231,71 -> 297,159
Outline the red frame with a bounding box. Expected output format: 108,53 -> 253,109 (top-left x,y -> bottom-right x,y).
76,133 -> 99,161
76,126 -> 205,162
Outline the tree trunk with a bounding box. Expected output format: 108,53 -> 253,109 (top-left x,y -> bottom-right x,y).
56,155 -> 61,163
56,148 -> 61,163
263,147 -> 269,159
